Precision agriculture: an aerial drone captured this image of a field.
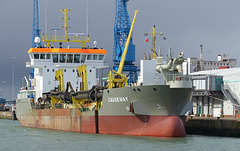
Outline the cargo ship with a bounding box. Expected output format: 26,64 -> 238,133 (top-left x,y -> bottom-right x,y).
16,8 -> 193,137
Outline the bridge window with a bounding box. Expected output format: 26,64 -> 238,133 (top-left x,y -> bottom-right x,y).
87,55 -> 92,60
40,54 -> 45,59
81,55 -> 86,63
34,54 -> 39,59
67,54 -> 73,63
46,54 -> 51,59
99,55 -> 104,60
74,54 -> 80,63
93,55 -> 97,60
60,54 -> 66,63
52,54 -> 58,63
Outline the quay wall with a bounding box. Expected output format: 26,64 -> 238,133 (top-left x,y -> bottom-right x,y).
0,111 -> 12,120
186,117 -> 240,137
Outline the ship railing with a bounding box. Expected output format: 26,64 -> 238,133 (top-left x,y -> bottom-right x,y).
42,35 -> 90,41
167,73 -> 192,82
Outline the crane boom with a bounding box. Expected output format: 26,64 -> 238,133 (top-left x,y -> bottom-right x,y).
113,0 -> 138,85
107,10 -> 138,89
117,10 -> 138,74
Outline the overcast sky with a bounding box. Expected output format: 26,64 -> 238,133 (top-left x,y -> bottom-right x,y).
1,0 -> 240,100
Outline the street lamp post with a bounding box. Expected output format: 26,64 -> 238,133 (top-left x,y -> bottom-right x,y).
2,81 -> 6,98
11,57 -> 16,101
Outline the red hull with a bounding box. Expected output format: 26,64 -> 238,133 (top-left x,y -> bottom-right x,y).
99,115 -> 185,137
18,109 -> 186,137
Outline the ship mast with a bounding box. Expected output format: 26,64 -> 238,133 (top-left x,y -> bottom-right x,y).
144,25 -> 165,59
42,7 -> 90,48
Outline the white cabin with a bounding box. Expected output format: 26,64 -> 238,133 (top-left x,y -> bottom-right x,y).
24,48 -> 108,101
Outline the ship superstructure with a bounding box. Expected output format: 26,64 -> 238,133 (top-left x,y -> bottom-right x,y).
21,48 -> 107,102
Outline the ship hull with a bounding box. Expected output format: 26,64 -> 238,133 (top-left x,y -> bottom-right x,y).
16,85 -> 193,137
17,109 -> 186,137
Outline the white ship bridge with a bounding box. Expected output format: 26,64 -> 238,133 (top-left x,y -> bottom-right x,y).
23,48 -> 108,101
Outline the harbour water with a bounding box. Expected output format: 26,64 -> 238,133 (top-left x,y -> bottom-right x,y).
0,119 -> 239,151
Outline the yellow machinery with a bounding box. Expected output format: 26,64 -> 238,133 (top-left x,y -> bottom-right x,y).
107,10 -> 138,89
144,25 -> 165,59
72,65 -> 88,108
71,65 -> 103,110
42,7 -> 90,48
51,69 -> 65,108
56,69 -> 65,91
78,65 -> 88,91
48,66 -> 103,110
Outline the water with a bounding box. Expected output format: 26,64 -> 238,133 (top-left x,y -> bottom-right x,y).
0,119 -> 240,151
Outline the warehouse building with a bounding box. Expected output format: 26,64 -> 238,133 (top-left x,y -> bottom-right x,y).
190,68 -> 240,117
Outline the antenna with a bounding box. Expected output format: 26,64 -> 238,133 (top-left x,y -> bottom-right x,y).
86,0 -> 89,36
69,33 -> 85,36
44,0 -> 47,34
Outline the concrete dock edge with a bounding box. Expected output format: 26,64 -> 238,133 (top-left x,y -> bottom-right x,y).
0,111 -> 12,120
186,117 -> 240,137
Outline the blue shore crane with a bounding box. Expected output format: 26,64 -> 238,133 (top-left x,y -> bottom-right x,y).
30,0 -> 41,87
32,0 -> 42,48
113,0 -> 138,85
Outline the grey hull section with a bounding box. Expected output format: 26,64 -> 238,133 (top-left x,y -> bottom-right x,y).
100,85 -> 193,116
16,85 -> 193,117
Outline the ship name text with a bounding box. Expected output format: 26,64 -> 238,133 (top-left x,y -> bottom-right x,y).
108,97 -> 128,103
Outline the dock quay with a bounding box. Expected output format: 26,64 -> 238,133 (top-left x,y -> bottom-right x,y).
185,116 -> 240,137
0,111 -> 12,120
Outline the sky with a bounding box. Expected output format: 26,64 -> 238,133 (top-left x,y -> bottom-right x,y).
1,0 -> 240,100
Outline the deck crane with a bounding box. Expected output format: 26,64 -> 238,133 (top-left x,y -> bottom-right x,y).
108,10 -> 138,89
32,0 -> 42,48
113,0 -> 138,85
